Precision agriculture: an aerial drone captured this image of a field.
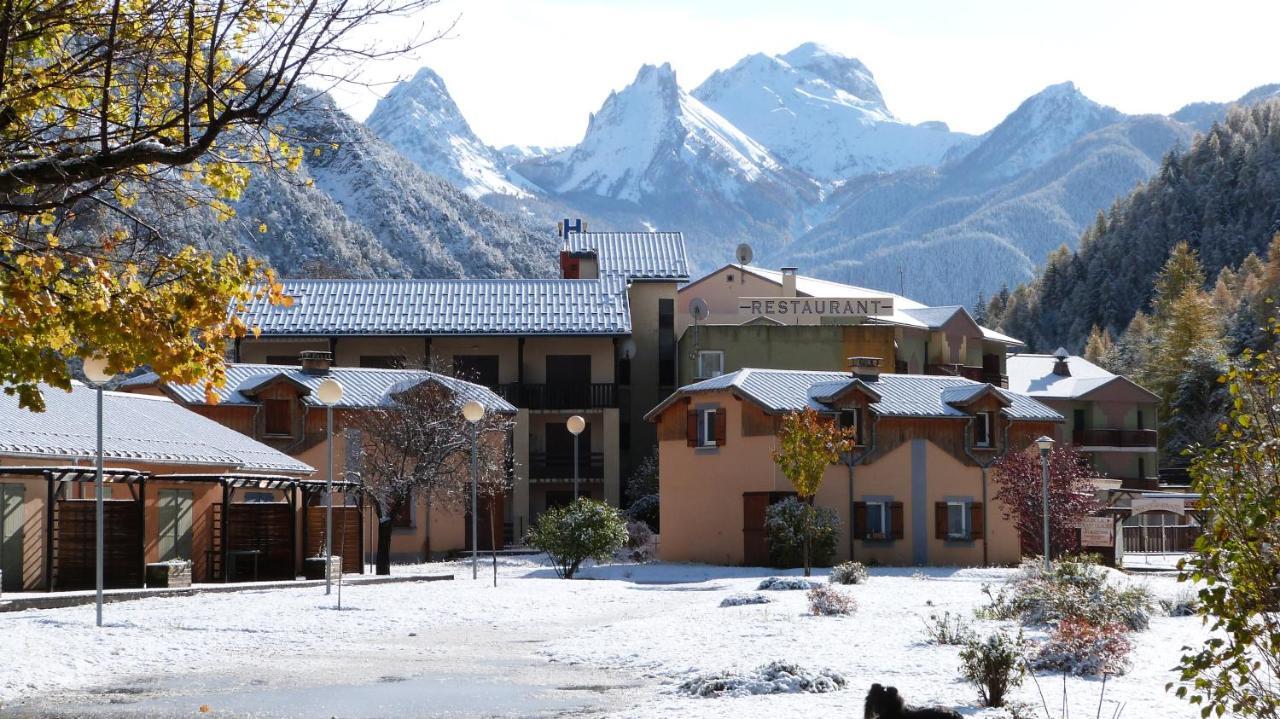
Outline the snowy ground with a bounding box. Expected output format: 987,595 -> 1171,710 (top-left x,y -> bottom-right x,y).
0,557 -> 1209,718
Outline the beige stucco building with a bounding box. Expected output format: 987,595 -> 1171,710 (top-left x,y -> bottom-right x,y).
646,362 -> 1062,567
226,225 -> 689,541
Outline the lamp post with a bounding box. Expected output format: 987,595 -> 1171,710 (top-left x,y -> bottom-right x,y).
1036,435 -> 1055,570
82,357 -> 114,628
567,415 -> 586,500
315,378 -> 344,595
462,400 -> 485,580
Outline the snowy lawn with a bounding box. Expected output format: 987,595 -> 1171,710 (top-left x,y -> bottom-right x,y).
0,557 -> 1209,718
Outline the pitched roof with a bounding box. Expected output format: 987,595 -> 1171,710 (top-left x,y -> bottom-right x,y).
122,365 -> 517,413
700,265 -> 1023,345
1005,354 -> 1159,401
564,231 -> 690,281
0,383 -> 313,474
238,278 -> 630,336
645,368 -> 1062,422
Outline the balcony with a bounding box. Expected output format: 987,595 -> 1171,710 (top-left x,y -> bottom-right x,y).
1073,428 -> 1158,448
496,383 -> 616,410
925,364 -> 984,382
529,451 -> 604,480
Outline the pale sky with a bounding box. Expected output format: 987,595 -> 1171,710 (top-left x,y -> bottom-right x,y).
330,0 -> 1280,149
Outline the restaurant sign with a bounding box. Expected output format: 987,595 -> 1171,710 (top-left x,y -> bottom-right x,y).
739,297 -> 894,319
1080,516 -> 1114,547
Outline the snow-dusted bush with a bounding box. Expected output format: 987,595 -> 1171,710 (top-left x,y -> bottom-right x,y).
959,630 -> 1025,708
525,498 -> 627,579
980,557 -> 1153,630
679,661 -> 846,697
757,576 -> 820,591
616,519 -> 656,562
829,561 -> 868,585
807,585 -> 856,616
1030,617 -> 1133,676
1160,587 -> 1200,617
763,497 -> 839,568
922,611 -> 976,645
719,592 -> 772,608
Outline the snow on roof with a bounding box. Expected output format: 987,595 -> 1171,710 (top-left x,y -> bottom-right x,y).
563,231 -> 689,281
122,365 -> 516,413
707,265 -> 1023,345
646,368 -> 1061,422
238,278 -> 630,336
0,383 -> 313,475
1005,354 -> 1157,401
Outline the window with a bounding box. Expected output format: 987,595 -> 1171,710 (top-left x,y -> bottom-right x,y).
1136,410 -> 1145,430
947,501 -> 969,539
658,298 -> 675,386
700,409 -> 717,447
696,351 -> 724,379
840,409 -> 861,444
393,493 -> 413,528
974,412 -> 992,448
360,355 -> 405,369
263,399 -> 292,436
725,273 -> 735,282
865,502 -> 887,538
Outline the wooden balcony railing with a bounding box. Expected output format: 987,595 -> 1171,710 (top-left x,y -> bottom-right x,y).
528,451 -> 604,480
1073,428 -> 1158,448
496,383 -> 615,410
925,363 -> 984,382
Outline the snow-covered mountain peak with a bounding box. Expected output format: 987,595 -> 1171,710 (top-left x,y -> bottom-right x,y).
367,65 -> 528,199
692,43 -> 967,180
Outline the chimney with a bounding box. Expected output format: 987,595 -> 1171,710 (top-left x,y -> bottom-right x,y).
1051,347 -> 1071,377
849,356 -> 882,382
299,350 -> 333,375
781,267 -> 798,298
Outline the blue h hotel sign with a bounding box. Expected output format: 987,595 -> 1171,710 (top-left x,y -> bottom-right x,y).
738,297 -> 895,318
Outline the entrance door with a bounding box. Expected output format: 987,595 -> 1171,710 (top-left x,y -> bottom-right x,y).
157,489 -> 194,562
1,483 -> 24,591
743,491 -> 797,567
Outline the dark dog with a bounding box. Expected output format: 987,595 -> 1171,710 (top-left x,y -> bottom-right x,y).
864,683 -> 963,719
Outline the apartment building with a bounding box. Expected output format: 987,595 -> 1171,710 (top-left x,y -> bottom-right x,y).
1006,350 -> 1160,489
227,225 -> 690,540
645,361 -> 1062,567
676,264 -> 1020,387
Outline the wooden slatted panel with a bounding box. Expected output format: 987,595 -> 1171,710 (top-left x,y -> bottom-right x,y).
227,503 -> 294,580
305,506 -> 362,574
53,500 -> 142,590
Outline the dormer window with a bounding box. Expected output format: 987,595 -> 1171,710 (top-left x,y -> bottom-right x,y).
840,408 -> 863,445
974,411 -> 993,448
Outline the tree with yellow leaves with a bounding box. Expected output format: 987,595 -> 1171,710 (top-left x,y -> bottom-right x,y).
772,407 -> 855,576
0,0 -> 444,409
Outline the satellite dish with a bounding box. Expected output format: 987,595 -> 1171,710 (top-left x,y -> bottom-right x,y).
689,298 -> 710,322
735,243 -> 754,266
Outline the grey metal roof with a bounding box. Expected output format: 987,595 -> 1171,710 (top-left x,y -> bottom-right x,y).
239,279 -> 630,337
1006,354 -> 1159,401
564,231 -> 690,281
646,368 -> 1062,422
0,383 -> 313,474
122,364 -> 516,413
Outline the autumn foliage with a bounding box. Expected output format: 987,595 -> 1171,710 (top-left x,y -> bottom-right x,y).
991,444 -> 1099,558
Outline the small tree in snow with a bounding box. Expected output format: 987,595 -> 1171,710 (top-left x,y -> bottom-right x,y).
771,408 -> 853,576
526,498 -> 627,579
991,445 -> 1099,558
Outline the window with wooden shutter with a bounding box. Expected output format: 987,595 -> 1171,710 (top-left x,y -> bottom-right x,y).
852,502 -> 867,538
890,502 -> 905,539
714,408 -> 727,446
969,502 -> 984,541
686,410 -> 698,447
392,493 -> 413,528
264,398 -> 292,436
934,502 -> 949,540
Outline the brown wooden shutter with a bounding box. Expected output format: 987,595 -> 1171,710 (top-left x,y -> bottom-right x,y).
969,502 -> 984,541
852,502 -> 867,539
714,408 -> 727,446
686,410 -> 698,447
890,502 -> 904,540
935,502 -> 949,540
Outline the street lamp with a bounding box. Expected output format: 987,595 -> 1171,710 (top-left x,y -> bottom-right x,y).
315,378 -> 344,595
567,415 -> 586,500
82,356 -> 114,628
1036,435 -> 1055,570
462,400 -> 485,580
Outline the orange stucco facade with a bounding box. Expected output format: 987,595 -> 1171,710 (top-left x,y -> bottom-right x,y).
653,388 -> 1053,567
